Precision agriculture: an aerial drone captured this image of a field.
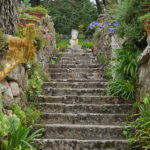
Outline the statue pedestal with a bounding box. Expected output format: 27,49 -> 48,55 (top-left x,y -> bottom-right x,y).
70,39 -> 78,48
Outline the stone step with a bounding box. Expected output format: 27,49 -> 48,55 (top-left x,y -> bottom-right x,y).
49,79 -> 107,82
41,113 -> 129,125
42,82 -> 107,89
36,139 -> 130,150
54,60 -> 98,65
49,64 -> 101,68
42,88 -> 106,96
49,68 -> 103,74
50,73 -> 104,80
35,124 -> 129,140
51,53 -> 96,58
51,56 -> 97,61
39,95 -> 126,104
40,103 -> 132,114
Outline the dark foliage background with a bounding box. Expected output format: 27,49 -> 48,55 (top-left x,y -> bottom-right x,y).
41,0 -> 98,35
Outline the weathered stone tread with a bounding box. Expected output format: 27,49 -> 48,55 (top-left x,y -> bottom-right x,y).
40,103 -> 132,114
41,113 -> 129,125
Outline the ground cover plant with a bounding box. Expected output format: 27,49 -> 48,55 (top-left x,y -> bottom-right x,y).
124,93 -> 150,150
0,95 -> 42,150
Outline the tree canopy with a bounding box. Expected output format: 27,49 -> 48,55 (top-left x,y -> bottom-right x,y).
43,0 -> 98,35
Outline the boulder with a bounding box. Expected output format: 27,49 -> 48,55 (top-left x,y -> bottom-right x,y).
14,97 -> 21,105
9,82 -> 20,97
137,47 -> 150,65
0,80 -> 14,109
7,64 -> 26,89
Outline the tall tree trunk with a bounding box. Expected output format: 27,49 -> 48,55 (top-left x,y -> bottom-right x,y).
0,0 -> 18,35
103,0 -> 106,6
95,0 -> 102,14
103,0 -> 111,6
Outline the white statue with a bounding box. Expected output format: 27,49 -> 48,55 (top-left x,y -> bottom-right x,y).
70,29 -> 79,48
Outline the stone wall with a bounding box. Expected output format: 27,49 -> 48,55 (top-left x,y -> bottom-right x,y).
96,14 -> 150,101
137,37 -> 150,101
96,14 -> 125,59
37,15 -> 56,72
0,15 -> 56,109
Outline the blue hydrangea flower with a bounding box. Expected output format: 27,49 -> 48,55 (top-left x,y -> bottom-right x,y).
64,35 -> 69,39
113,22 -> 119,26
108,26 -> 115,34
89,21 -> 100,30
104,14 -> 111,19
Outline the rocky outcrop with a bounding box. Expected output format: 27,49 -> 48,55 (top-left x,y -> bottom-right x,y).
96,14 -> 125,59
37,15 -> 56,73
0,15 -> 56,109
137,37 -> 150,101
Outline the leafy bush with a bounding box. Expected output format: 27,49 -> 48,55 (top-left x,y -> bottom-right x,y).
79,40 -> 93,49
108,79 -> 135,100
12,105 -> 26,124
0,114 -> 20,138
25,106 -> 40,125
12,104 -> 40,126
41,73 -> 49,82
26,71 -> 43,102
43,0 -> 98,35
19,0 -> 31,8
127,94 -> 150,149
35,34 -> 44,51
113,46 -> 139,80
107,44 -> 139,100
109,0 -> 146,49
104,65 -> 113,79
1,125 -> 42,150
56,39 -> 69,52
25,6 -> 48,15
0,94 -> 2,113
26,61 -> 49,100
97,51 -> 109,66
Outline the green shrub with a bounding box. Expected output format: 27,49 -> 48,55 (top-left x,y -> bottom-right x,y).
12,104 -> 26,124
104,65 -> 113,79
109,0 -> 146,49
113,46 -> 139,80
19,0 -> 31,8
138,12 -> 150,23
79,34 -> 85,39
0,94 -> 2,113
35,34 -> 44,51
127,94 -> 150,149
12,104 -> 40,125
0,114 -> 21,138
25,7 -> 48,15
108,79 -> 135,100
26,71 -> 43,102
41,73 -> 49,82
1,124 -> 42,150
107,44 -> 139,100
78,40 -> 93,49
56,39 -> 69,52
25,106 -> 40,125
97,51 -> 109,66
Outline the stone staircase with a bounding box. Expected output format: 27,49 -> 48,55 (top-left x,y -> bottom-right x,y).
37,52 -> 132,150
